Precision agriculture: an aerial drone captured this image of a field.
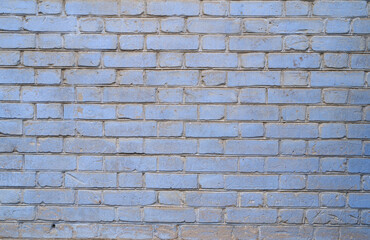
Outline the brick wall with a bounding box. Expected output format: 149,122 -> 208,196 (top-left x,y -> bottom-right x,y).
0,0 -> 369,239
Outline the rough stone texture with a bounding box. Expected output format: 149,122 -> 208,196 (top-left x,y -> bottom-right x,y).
0,0 -> 369,239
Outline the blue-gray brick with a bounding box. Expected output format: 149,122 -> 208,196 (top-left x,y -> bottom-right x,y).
268,53 -> 321,69
229,36 -> 282,51
265,157 -> 319,173
65,0 -> 118,15
226,208 -> 277,223
147,70 -> 198,86
230,1 -> 282,16
228,71 -> 280,86
307,175 -> 360,190
225,175 -> 278,190
146,173 -> 197,189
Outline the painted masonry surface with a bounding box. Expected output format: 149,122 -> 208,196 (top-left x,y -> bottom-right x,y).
0,0 -> 369,239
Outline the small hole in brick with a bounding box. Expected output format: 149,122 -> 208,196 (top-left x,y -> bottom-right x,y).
51,224 -> 56,228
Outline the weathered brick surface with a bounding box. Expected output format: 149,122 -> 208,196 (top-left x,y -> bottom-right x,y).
0,0 -> 369,239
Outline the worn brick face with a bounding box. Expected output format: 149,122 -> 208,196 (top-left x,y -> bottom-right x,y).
0,0 -> 369,239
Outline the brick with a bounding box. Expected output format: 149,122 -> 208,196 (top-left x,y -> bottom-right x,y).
24,189 -> 74,204
309,140 -> 362,156
240,192 -> 263,207
103,88 -> 155,102
118,207 -> 141,221
306,209 -> 358,224
117,105 -> 143,119
65,0 -> 118,15
260,226 -> 313,240
243,19 -> 267,33
158,88 -> 183,103
198,208 -> 222,223
265,157 -> 319,173
203,1 -> 228,16
185,53 -> 237,68
286,1 -> 309,16
186,157 -> 237,172
118,70 -> 144,85
161,18 -> 185,33
23,87 -> 74,102
308,106 -> 362,121
340,228 -> 370,240
38,206 -> 115,222
283,71 -> 308,86
199,105 -> 224,120
0,86 -> 19,101
239,157 -> 264,172
147,70 -> 198,86
76,121 -> 103,136
353,19 -> 370,34
320,193 -> 346,207
25,155 -> 76,170
185,122 -> 237,137
106,18 -> 158,33
158,122 -> 183,136
0,51 -> 20,66
307,175 -> 360,190
186,88 -> 237,103
0,0 -> 36,14
181,225 -> 233,239
0,34 -> 33,50
24,120 -> 74,136
120,35 -> 144,50
38,172 -> 63,187
351,54 -> 370,69
78,156 -> 103,171
320,123 -> 346,138
199,139 -> 224,154
269,89 -> 321,104
146,105 -> 197,120
76,87 -> 101,102
37,138 -> 63,153
268,53 -> 321,69
311,71 -> 364,87
147,0 -> 199,16
284,35 -> 309,50
0,172 -> 35,187
225,175 -> 278,190
312,36 -> 365,52
240,88 -> 266,103
348,158 -> 370,173
159,191 -> 184,205
105,156 -> 156,172
228,71 -> 280,86
22,223 -> 72,238
65,34 -> 116,50
226,208 -> 277,223
230,1 -> 282,16
77,53 -> 102,67
227,105 -> 279,121
321,158 -> 346,172
0,189 -> 21,203
280,140 -> 306,155
324,53 -> 349,68
269,19 -> 323,34
24,51 -> 75,67
146,173 -> 197,189
199,174 -> 224,189
347,124 -> 370,139
147,35 -> 198,50
188,18 -> 240,34
0,154 -> 22,169
313,1 -> 367,17
0,206 -> 35,220
240,123 -> 264,137
240,53 -> 265,69
104,190 -> 155,206
280,175 -> 306,189
65,138 -> 116,153
323,90 -> 348,104
25,16 -> 76,32
202,35 -> 226,50
267,193 -> 318,207
266,123 -> 318,139
349,89 -> 370,104
105,121 -> 156,137
202,71 -> 226,86
279,209 -> 304,224
121,0 -> 144,15
186,192 -> 237,207
103,52 -> 156,68
77,190 -> 101,205
158,52 -> 183,67
0,103 -> 33,118
118,138 -> 144,154
0,137 -> 36,153
35,69 -> 61,85
144,207 -> 195,223
158,156 -> 183,171
79,18 -> 103,32
39,0 -> 63,14
230,36 -> 281,51
225,140 -> 278,155
0,69 -> 34,84
65,172 -> 116,188
64,104 -> 115,119
326,19 -> 350,34
36,34 -> 63,48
